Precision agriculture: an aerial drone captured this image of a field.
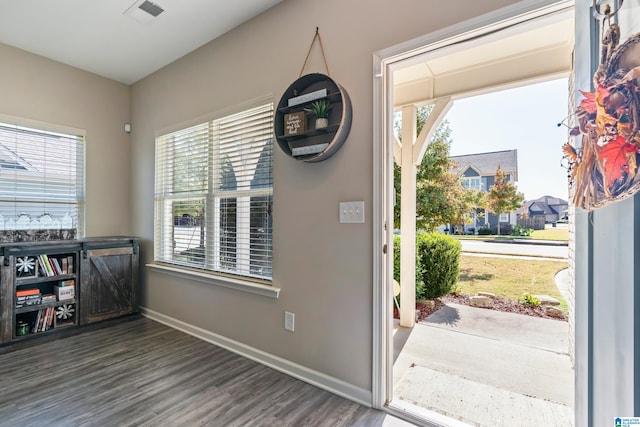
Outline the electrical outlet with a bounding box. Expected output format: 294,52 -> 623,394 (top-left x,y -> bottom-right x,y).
339,201 -> 365,223
284,311 -> 295,332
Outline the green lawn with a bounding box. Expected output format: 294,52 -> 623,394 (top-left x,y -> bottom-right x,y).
530,226 -> 569,241
457,255 -> 568,311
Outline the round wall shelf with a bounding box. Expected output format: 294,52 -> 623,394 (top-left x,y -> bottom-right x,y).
274,73 -> 352,162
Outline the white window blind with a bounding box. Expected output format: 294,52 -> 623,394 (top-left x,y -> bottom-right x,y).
155,102 -> 273,281
0,122 -> 85,238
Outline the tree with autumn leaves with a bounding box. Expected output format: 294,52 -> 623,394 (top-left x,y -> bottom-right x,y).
395,106 -> 526,234
394,107 -> 484,232
485,166 -> 524,235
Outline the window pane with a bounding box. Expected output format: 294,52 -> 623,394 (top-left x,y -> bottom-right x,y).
0,122 -> 84,239
250,195 -> 272,278
155,102 -> 273,282
219,197 -> 236,271
171,199 -> 205,267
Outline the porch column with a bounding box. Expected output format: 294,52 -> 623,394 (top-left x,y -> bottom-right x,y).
399,105 -> 417,327
396,98 -> 452,328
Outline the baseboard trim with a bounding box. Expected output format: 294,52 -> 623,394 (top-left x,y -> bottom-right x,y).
140,306 -> 372,407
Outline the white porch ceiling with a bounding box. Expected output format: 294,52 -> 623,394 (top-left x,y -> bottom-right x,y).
0,0 -> 282,85
393,14 -> 574,107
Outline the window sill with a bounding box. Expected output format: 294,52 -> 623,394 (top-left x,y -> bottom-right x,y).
146,263 -> 280,299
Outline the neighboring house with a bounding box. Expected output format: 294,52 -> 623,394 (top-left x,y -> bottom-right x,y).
517,195 -> 568,229
450,149 -> 518,232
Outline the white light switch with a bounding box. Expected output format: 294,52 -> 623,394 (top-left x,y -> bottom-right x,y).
339,201 -> 365,223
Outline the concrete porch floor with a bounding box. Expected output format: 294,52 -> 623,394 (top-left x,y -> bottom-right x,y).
392,303 -> 574,426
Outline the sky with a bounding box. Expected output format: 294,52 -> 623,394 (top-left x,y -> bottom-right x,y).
444,78 -> 570,202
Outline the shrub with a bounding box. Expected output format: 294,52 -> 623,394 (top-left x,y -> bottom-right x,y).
519,292 -> 540,306
511,225 -> 533,236
393,235 -> 425,301
497,223 -> 513,235
416,232 -> 461,299
477,227 -> 493,235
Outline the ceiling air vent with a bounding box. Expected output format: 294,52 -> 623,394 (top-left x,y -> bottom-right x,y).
138,1 -> 164,17
124,0 -> 165,24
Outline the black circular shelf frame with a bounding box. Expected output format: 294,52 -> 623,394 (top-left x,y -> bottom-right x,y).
274,73 -> 352,162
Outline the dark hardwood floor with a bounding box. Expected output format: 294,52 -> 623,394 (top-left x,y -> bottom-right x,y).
0,317 -> 414,426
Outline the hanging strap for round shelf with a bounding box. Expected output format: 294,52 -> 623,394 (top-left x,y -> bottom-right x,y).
299,27 -> 331,78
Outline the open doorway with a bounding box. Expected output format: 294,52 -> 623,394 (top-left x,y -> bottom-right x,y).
391,80 -> 574,426
372,2 -> 576,426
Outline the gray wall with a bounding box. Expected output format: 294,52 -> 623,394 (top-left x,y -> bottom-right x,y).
0,43 -> 131,237
130,0 -> 518,396
574,0 -> 640,424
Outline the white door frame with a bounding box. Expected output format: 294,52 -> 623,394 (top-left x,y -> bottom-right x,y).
371,0 -> 575,420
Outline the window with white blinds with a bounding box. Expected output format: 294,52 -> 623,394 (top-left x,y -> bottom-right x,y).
0,122 -> 85,238
155,102 -> 273,281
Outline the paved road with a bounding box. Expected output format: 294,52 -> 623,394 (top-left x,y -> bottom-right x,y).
460,240 -> 568,259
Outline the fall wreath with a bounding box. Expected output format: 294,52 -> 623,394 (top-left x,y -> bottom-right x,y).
563,12 -> 640,210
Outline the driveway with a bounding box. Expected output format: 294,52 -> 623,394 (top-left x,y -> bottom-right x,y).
393,303 -> 574,426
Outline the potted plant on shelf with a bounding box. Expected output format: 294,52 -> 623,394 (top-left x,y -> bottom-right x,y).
304,99 -> 332,129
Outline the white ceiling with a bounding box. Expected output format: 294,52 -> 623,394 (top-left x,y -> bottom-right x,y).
393,12 -> 574,106
0,0 -> 282,85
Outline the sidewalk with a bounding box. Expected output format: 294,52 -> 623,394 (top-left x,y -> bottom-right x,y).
493,238 -> 568,246
393,303 -> 574,426
490,238 -> 568,247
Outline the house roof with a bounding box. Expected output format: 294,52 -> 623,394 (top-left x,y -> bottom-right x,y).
532,195 -> 568,206
518,195 -> 569,216
450,149 -> 518,180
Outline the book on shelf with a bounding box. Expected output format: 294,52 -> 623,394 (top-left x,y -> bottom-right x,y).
38,255 -> 54,276
16,288 -> 40,297
33,309 -> 42,332
16,289 -> 42,308
41,308 -> 48,332
16,293 -> 42,308
50,258 -> 62,275
38,308 -> 45,332
34,307 -> 53,333
37,257 -> 47,276
41,294 -> 57,303
42,308 -> 47,332
49,307 -> 54,329
44,307 -> 52,331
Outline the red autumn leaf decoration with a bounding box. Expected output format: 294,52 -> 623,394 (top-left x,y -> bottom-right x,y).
578,85 -> 610,115
563,23 -> 640,210
579,90 -> 598,114
598,135 -> 637,188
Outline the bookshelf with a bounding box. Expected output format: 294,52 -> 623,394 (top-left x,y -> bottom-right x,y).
0,237 -> 138,344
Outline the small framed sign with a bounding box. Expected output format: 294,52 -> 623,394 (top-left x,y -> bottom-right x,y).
284,111 -> 306,136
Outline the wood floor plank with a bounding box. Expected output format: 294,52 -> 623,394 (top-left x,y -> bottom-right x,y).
0,318 -> 415,426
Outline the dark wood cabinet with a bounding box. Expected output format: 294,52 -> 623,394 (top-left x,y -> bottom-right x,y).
0,237 -> 138,345
80,240 -> 139,324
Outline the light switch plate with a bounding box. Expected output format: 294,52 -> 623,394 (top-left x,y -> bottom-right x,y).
339,201 -> 365,223
284,311 -> 295,332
